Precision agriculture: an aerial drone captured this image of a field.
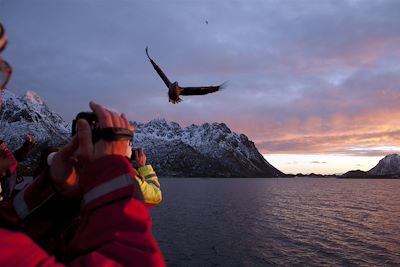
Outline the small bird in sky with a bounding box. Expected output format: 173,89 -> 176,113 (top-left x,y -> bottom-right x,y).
145,46 -> 225,104
205,20 -> 209,24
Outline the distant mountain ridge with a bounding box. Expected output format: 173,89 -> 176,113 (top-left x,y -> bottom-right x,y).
368,154 -> 400,176
133,118 -> 284,177
0,90 -> 284,177
342,153 -> 400,178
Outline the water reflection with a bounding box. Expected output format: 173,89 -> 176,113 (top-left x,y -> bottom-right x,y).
151,178 -> 400,266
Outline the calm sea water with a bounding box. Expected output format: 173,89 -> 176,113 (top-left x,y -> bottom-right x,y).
150,178 -> 400,267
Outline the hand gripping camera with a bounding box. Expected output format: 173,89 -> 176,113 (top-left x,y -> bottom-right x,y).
71,112 -> 133,143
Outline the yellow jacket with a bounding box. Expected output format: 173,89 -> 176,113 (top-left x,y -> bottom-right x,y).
134,165 -> 162,205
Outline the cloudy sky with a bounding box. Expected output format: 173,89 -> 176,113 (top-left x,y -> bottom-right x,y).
1,0 -> 400,174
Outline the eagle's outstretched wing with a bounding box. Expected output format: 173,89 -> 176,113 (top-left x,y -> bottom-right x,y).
145,46 -> 172,88
180,82 -> 226,96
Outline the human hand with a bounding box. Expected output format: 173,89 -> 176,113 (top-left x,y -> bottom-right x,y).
49,101 -> 133,196
25,134 -> 34,143
49,136 -> 79,196
76,101 -> 133,163
135,148 -> 147,167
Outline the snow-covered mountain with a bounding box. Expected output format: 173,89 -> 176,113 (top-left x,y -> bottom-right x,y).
133,119 -> 284,177
0,90 -> 70,151
341,153 -> 400,178
0,90 -> 284,177
367,154 -> 400,176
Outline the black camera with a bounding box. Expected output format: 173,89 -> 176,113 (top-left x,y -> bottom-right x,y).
72,112 -> 100,143
72,112 -> 134,144
130,148 -> 137,161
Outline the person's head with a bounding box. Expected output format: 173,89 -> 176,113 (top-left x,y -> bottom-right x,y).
0,21 -> 12,108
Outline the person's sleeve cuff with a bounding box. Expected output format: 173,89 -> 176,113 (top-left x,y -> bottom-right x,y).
138,165 -> 157,179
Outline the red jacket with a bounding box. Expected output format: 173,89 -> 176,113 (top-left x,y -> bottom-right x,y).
0,155 -> 166,266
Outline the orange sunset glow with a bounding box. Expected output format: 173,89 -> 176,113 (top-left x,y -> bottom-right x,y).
2,1 -> 400,174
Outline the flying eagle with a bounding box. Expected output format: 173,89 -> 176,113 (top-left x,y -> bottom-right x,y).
145,46 -> 225,104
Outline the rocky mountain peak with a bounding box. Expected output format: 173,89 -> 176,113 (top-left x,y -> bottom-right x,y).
0,89 -> 70,151
148,118 -> 168,126
133,119 -> 284,177
24,90 -> 45,105
368,153 -> 400,176
384,153 -> 400,160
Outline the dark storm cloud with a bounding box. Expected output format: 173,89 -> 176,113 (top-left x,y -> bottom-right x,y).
1,0 -> 400,157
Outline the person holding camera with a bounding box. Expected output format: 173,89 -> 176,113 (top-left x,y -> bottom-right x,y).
0,101 -> 166,266
0,21 -> 165,266
127,147 -> 162,206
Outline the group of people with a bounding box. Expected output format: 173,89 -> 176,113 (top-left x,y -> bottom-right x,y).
0,21 -> 166,266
